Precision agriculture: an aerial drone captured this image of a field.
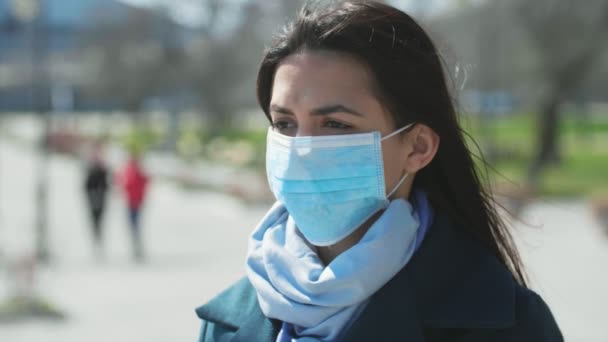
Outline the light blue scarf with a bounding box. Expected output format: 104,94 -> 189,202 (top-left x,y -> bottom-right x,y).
246,195 -> 427,341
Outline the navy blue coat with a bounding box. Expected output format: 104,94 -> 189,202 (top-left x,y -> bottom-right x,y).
195,213 -> 563,341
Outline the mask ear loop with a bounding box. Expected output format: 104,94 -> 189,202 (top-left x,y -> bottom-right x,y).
383,122 -> 416,199
386,172 -> 409,199
381,122 -> 415,141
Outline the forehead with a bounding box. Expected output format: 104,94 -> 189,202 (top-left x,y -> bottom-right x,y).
271,50 -> 377,104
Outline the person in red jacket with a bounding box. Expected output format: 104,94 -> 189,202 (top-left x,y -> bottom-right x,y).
117,154 -> 149,262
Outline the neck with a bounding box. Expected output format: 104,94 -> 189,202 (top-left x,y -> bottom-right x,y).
316,210 -> 383,264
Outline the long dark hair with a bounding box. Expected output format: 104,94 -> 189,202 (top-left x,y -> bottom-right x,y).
256,1 -> 526,285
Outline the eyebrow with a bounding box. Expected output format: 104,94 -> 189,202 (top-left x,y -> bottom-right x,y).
269,104 -> 365,117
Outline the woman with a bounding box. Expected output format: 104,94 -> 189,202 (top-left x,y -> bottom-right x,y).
195,2 -> 563,341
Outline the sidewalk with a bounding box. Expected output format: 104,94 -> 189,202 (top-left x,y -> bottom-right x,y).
0,138 -> 268,341
514,201 -> 608,342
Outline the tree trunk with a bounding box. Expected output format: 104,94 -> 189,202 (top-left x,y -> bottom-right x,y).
527,95 -> 561,186
204,99 -> 233,135
537,97 -> 561,165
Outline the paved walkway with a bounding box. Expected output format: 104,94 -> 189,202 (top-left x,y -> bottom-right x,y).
515,201 -> 608,342
0,139 -> 606,341
0,139 -> 268,341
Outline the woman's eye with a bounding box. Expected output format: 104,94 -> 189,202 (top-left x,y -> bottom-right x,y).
272,121 -> 295,130
324,120 -> 352,130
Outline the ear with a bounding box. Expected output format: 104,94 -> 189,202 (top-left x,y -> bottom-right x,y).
402,124 -> 440,173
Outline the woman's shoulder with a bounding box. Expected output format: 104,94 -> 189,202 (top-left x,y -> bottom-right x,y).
416,285 -> 563,342
506,285 -> 563,341
452,285 -> 563,341
350,211 -> 564,341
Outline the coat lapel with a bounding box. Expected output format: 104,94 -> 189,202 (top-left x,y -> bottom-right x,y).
340,269 -> 426,342
195,278 -> 280,342
231,307 -> 279,342
407,213 -> 516,329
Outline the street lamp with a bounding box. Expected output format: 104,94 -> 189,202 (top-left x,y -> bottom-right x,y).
10,0 -> 51,263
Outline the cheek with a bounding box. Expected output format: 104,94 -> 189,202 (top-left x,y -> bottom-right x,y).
381,141 -> 405,189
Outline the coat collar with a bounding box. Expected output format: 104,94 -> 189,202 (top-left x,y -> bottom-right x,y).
195,212 -> 517,342
195,277 -> 280,342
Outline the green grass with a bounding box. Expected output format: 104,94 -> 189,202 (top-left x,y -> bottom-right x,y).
0,296 -> 66,321
462,113 -> 608,198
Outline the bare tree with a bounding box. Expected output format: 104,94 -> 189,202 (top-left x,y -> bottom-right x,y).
82,5 -> 183,120
186,1 -> 270,131
79,0 -> 303,132
515,0 -> 608,184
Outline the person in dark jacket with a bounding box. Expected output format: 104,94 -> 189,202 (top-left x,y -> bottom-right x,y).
195,2 -> 563,341
84,144 -> 109,258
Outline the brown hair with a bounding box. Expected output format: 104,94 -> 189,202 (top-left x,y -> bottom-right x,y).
257,1 -> 526,285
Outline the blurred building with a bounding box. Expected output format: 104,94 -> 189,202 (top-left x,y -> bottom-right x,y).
0,0 -> 196,111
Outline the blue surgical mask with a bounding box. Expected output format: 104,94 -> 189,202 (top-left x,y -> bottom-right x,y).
265,123 -> 413,246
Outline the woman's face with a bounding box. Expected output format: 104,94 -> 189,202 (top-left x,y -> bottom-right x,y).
269,50 -> 412,196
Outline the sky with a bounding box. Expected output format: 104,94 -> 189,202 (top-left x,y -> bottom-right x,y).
118,0 -> 464,28
119,0 -> 245,27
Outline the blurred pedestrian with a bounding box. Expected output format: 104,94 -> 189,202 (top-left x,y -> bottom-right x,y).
84,143 -> 109,259
117,153 -> 149,262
